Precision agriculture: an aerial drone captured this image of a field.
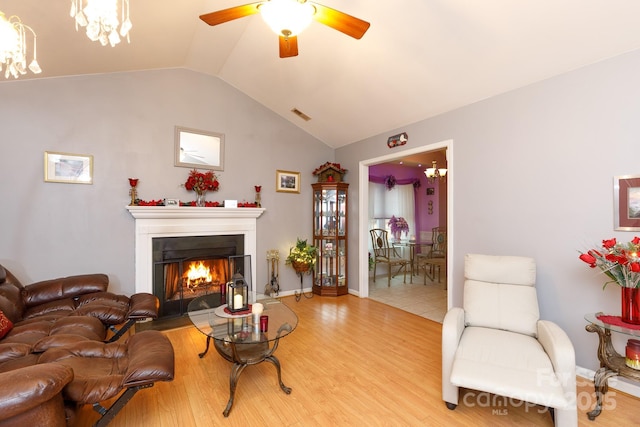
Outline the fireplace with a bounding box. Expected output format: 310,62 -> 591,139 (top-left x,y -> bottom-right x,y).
153,234 -> 243,317
126,206 -> 265,318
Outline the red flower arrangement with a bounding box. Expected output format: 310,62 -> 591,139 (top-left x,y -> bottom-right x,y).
579,237 -> 640,288
184,169 -> 219,195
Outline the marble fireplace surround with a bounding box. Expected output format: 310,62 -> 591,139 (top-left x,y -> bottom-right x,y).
126,206 -> 265,302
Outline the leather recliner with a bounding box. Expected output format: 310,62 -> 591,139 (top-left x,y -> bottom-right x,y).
39,330 -> 175,427
0,363 -> 74,427
0,264 -> 159,346
442,254 -> 577,426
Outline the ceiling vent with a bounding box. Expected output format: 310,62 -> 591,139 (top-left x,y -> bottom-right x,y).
291,108 -> 311,121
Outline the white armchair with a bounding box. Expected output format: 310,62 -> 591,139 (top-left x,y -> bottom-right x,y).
442,254 -> 577,426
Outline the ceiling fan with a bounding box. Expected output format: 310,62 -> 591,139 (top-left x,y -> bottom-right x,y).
199,0 -> 370,58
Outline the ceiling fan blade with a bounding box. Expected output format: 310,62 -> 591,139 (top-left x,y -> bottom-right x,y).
279,35 -> 299,58
311,3 -> 370,39
200,3 -> 262,26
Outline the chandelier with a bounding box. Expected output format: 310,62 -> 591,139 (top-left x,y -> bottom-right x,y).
0,12 -> 41,79
259,0 -> 315,38
424,161 -> 447,183
70,0 -> 132,47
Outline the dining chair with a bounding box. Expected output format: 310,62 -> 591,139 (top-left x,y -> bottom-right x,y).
369,228 -> 410,286
417,227 -> 446,284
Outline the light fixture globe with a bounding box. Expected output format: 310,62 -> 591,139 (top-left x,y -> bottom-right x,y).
259,0 -> 315,38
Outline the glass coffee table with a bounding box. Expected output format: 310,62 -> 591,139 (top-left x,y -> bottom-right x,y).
187,294 -> 298,417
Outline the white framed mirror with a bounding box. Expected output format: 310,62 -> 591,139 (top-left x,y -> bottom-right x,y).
174,126 -> 225,171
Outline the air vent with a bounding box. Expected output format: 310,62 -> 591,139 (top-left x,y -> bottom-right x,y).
291,108 -> 311,121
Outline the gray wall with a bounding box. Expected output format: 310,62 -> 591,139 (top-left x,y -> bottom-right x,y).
0,69 -> 333,295
3,48 -> 640,375
336,48 -> 640,373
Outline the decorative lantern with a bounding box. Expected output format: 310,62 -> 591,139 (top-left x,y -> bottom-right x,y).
226,272 -> 249,313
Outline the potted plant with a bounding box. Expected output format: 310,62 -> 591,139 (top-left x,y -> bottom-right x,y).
285,238 -> 317,274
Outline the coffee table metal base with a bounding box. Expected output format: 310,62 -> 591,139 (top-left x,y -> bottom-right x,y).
211,337 -> 291,417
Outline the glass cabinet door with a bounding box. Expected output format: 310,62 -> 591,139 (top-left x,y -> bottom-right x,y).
312,182 -> 348,296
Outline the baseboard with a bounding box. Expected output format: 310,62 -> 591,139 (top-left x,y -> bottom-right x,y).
576,365 -> 640,398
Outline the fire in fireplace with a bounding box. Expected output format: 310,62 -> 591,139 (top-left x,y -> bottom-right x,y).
152,234 -> 244,318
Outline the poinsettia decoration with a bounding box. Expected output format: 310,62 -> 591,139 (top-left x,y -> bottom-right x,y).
184,169 -> 219,195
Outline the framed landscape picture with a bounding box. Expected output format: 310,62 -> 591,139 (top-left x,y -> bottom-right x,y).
614,175 -> 640,230
44,151 -> 93,184
276,170 -> 300,193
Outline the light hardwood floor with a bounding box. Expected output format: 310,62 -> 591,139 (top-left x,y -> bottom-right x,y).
75,295 -> 639,426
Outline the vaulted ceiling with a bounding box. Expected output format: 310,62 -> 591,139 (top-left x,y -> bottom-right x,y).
4,1 -> 640,148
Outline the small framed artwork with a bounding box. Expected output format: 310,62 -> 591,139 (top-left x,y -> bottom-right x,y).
426,187 -> 435,196
44,151 -> 93,184
614,175 -> 640,231
276,170 -> 300,193
175,126 -> 224,171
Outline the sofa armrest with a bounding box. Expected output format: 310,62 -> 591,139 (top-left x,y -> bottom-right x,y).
127,293 -> 159,320
22,274 -> 109,308
0,363 -> 73,421
442,307 -> 465,405
537,320 -> 576,403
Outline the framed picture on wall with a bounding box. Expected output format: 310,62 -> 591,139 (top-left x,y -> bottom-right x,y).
44,151 -> 93,184
276,170 -> 300,193
614,175 -> 640,231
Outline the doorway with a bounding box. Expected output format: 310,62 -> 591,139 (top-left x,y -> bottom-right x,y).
357,139 -> 453,321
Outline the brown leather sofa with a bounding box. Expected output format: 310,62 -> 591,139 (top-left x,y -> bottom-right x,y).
40,330 -> 175,426
0,265 -> 159,344
0,363 -> 73,427
0,265 -> 173,426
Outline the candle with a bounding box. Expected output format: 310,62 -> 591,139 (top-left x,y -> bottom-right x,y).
252,303 -> 264,315
252,302 -> 264,324
233,294 -> 243,310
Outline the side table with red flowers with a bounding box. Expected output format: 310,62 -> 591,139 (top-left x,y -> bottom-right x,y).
584,312 -> 640,420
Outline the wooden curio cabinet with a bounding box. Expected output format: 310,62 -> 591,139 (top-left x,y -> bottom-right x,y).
312,182 -> 348,296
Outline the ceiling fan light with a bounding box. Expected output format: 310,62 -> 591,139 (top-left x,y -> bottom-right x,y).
260,0 -> 314,38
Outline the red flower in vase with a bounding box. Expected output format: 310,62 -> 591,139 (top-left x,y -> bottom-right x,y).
578,237 -> 640,289
184,169 -> 219,194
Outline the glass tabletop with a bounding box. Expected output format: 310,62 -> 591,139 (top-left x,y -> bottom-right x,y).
187,294 -> 298,344
585,312 -> 640,338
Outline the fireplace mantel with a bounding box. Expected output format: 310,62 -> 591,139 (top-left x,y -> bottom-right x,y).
126,206 -> 265,220
126,206 -> 265,300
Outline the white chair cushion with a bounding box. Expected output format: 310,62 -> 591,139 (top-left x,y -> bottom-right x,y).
464,280 -> 540,336
465,254 -> 536,286
450,326 -> 570,409
463,254 -> 539,337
